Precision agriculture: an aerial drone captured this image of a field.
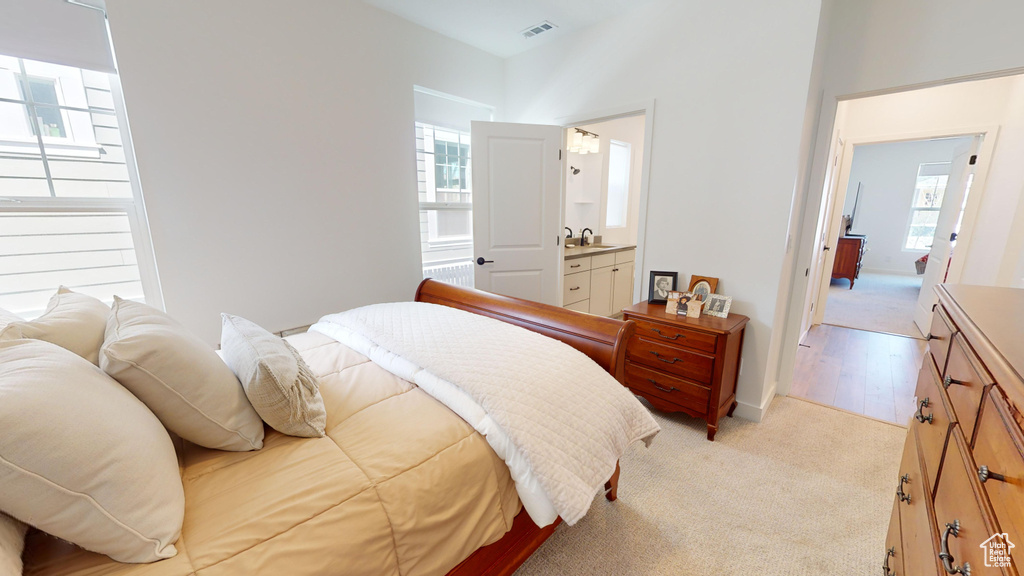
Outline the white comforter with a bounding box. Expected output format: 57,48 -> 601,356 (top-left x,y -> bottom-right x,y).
310,301 -> 660,526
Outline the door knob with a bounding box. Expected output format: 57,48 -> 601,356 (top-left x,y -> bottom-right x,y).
476,257 -> 494,265
823,245 -> 831,252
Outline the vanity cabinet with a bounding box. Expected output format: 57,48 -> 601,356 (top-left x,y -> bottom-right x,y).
563,248 -> 634,318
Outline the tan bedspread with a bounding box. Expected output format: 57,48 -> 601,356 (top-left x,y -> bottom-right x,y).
22,331 -> 520,576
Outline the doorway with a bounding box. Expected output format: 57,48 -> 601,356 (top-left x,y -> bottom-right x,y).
818,136 -> 976,339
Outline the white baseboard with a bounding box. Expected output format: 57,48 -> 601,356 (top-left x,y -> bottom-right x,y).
860,267 -> 922,277
732,380 -> 779,423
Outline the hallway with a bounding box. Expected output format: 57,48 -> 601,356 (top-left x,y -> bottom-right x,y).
792,324 -> 926,425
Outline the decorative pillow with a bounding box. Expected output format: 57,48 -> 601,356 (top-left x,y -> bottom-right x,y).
220,314 -> 327,438
100,297 -> 264,451
7,287 -> 109,365
0,339 -> 183,563
0,513 -> 27,576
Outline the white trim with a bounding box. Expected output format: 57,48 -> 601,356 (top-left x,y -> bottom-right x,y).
732,380 -> 778,423
554,99 -> 656,305
413,85 -> 496,117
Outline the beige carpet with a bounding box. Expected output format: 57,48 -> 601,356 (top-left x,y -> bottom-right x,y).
514,396 -> 905,576
823,272 -> 923,338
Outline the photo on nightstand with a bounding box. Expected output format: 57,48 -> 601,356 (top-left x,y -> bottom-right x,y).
688,275 -> 719,301
648,271 -> 678,304
703,293 -> 732,318
665,291 -> 684,314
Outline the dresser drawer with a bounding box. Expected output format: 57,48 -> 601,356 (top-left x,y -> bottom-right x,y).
912,357 -> 955,491
884,495 -> 904,576
624,362 -> 709,415
565,257 -> 591,273
973,388 -> 1024,564
933,427 -> 1006,576
945,334 -> 994,443
563,270 -> 591,305
928,304 -> 957,376
614,249 -> 635,264
629,317 -> 718,354
591,252 -> 616,269
897,428 -> 942,575
627,336 -> 715,385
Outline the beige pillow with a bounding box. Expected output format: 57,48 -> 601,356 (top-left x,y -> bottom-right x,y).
220,314 -> 327,438
101,297 -> 264,451
0,339 -> 183,563
8,287 -> 108,365
0,513 -> 27,576
0,307 -> 20,331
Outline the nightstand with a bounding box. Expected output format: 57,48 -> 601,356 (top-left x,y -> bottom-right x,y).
622,301 -> 749,441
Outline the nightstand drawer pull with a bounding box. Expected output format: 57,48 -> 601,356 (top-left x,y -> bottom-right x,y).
647,378 -> 677,393
649,351 -> 683,364
896,474 -> 911,504
883,546 -> 896,576
977,465 -> 1007,484
938,519 -> 970,575
914,398 -> 933,424
651,328 -> 684,340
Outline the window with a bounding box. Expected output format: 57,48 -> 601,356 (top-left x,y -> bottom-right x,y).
0,54 -> 159,317
605,140 -> 631,228
417,123 -> 472,244
904,162 -> 950,251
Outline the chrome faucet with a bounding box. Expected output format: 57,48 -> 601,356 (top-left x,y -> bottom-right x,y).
565,227 -> 573,239
581,228 -> 593,246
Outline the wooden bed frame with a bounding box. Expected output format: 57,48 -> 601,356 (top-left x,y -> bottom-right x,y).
415,279 -> 635,576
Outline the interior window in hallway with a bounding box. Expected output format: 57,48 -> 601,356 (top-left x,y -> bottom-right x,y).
792,324 -> 925,425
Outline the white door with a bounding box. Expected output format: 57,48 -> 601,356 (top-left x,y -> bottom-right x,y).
471,121 -> 564,305
913,138 -> 980,334
811,136 -> 851,326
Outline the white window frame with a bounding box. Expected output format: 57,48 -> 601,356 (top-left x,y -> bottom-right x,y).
903,162 -> 950,253
417,122 -> 473,249
0,58 -> 162,312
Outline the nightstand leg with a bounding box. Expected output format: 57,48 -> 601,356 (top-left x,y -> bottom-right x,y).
727,401 -> 737,417
706,425 -> 717,441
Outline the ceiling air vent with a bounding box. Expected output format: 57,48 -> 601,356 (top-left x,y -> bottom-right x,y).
521,20 -> 557,39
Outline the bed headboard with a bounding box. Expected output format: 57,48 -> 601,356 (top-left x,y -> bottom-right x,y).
415,279 -> 634,382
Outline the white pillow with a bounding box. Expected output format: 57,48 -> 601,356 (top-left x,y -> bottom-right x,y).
101,297 -> 265,451
0,514 -> 27,576
0,308 -> 20,331
7,287 -> 109,365
220,314 -> 327,438
0,339 -> 183,563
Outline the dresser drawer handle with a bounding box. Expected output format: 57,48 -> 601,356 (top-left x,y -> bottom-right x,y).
651,328 -> 684,340
914,398 -> 933,424
925,332 -> 935,341
938,519 -> 971,575
570,263 -> 581,268
942,375 -> 964,389
647,378 -> 677,393
883,546 -> 897,576
650,351 -> 683,364
896,474 -> 911,504
569,287 -> 581,291
977,465 -> 1007,484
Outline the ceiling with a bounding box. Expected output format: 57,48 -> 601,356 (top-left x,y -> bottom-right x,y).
360,0 -> 651,58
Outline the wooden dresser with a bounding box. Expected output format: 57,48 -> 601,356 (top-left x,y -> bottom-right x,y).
832,234 -> 866,288
884,284 -> 1024,575
621,301 -> 748,441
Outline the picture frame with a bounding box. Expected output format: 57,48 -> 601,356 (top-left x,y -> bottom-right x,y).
703,293 -> 732,318
665,290 -> 684,314
648,271 -> 678,304
675,292 -> 695,316
688,275 -> 719,301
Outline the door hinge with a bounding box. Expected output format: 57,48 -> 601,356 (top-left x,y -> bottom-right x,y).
969,154 -> 978,165
557,235 -> 560,246
559,149 -> 562,160
805,268 -> 809,277
833,155 -> 838,167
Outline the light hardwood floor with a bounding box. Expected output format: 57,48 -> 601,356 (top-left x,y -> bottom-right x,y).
792,324 -> 926,425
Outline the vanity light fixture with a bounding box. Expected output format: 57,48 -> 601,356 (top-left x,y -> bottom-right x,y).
568,127 -> 599,155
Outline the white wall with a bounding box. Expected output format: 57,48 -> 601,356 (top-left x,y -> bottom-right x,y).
775,0 -> 1024,395
505,0 -> 822,419
104,0 -> 504,344
842,138 -> 971,275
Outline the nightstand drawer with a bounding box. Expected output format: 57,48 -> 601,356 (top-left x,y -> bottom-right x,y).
630,318 -> 717,354
625,362 -> 709,415
627,336 -> 714,385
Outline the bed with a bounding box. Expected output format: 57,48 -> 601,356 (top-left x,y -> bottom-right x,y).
20,279 -> 641,576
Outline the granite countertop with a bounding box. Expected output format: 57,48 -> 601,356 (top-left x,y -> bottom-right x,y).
564,243 -> 636,260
